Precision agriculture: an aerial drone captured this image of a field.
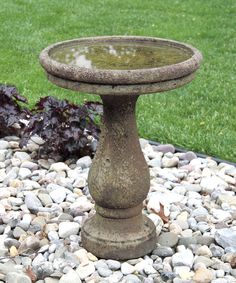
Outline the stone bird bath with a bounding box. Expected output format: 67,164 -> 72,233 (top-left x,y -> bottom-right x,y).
40,36 -> 202,260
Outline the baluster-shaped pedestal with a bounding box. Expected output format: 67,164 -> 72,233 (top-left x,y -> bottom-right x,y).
81,95 -> 156,260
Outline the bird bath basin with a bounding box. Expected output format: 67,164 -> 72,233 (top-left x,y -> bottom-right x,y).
40,36 -> 202,260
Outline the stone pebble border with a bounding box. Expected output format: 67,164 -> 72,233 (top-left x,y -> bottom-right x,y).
0,136 -> 235,283
149,141 -> 236,168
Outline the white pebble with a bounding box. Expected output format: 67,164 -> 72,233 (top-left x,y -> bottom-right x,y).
121,262 -> 135,275
58,222 -> 80,238
50,162 -> 70,172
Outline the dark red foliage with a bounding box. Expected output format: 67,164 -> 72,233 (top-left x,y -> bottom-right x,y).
0,84 -> 102,159
0,85 -> 31,138
20,96 -> 102,159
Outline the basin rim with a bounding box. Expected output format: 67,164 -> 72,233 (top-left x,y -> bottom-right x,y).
40,35 -> 202,85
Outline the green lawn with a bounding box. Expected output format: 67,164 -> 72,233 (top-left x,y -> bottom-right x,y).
0,0 -> 235,161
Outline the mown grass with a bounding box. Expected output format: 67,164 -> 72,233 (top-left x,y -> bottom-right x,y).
0,0 -> 235,161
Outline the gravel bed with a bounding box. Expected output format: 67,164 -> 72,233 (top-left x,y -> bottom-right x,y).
0,137 -> 235,283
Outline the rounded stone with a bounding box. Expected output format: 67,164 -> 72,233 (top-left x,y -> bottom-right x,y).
162,156 -> 179,168
76,262 -> 95,280
152,246 -> 174,257
169,223 -> 182,235
215,227 -> 236,249
144,264 -> 157,275
194,256 -> 214,268
18,214 -> 32,231
32,253 -> 45,267
13,152 -> 31,162
76,156 -> 92,169
97,267 -> 112,277
172,249 -> 194,268
30,135 -> 45,145
25,193 -> 43,213
0,141 -> 9,150
158,232 -> 179,248
148,157 -> 162,168
59,269 -> 81,283
181,229 -> 192,238
180,151 -> 197,161
19,236 -> 40,252
13,227 -> 26,239
210,244 -> 224,257
38,159 -> 51,169
38,193 -> 53,206
108,271 -> 123,282
74,248 -> 89,266
49,189 -> 67,204
48,231 -> 59,241
193,267 -> 214,283
59,222 -> 80,238
124,274 -> 141,283
70,196 -> 93,216
196,236 -> 214,246
196,245 -> 212,257
5,272 -> 31,283
215,269 -> 225,278
155,144 -> 175,154
49,162 -> 70,172
178,237 -> 197,247
21,161 -> 38,170
95,260 -> 108,269
160,271 -> 176,281
106,259 -> 121,270
34,261 -> 54,279
121,262 -> 135,275
4,238 -> 20,249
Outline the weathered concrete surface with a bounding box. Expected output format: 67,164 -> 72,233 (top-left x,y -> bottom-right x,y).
82,95 -> 156,259
40,35 -> 202,259
40,36 -> 202,85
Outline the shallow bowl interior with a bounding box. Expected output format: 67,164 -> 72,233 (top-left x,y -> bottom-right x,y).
40,36 -> 202,86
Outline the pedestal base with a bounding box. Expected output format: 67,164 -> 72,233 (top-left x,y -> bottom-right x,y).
81,213 -> 156,260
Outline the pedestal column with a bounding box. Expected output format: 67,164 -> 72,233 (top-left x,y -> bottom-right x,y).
81,95 -> 156,260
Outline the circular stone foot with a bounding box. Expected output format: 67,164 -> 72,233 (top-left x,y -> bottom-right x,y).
81,213 -> 157,260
